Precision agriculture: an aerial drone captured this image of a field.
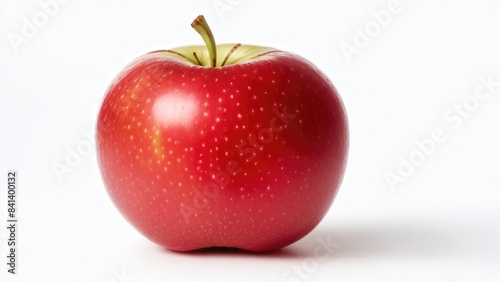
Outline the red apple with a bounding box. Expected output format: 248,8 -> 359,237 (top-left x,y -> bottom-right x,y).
96,15 -> 348,252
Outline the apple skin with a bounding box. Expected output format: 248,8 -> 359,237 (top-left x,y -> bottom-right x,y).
96,45 -> 348,252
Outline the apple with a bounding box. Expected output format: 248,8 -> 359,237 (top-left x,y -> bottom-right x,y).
96,15 -> 348,252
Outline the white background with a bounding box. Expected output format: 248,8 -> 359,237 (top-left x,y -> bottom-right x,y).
1,0 -> 499,281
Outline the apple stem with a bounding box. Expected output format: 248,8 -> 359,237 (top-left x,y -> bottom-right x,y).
191,15 -> 217,67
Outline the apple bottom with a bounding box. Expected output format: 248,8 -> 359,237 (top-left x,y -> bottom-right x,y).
102,154 -> 346,252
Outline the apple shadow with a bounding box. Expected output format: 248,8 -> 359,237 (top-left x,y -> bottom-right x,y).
285,216 -> 494,261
